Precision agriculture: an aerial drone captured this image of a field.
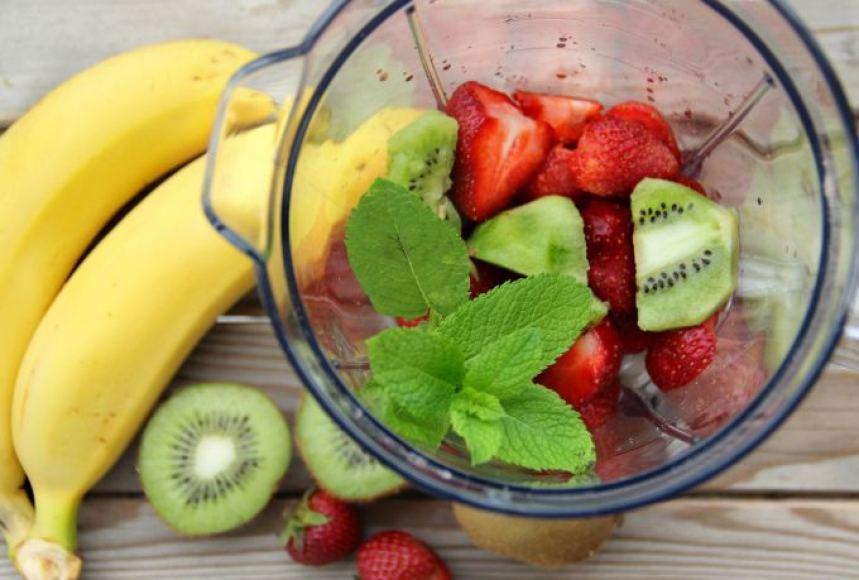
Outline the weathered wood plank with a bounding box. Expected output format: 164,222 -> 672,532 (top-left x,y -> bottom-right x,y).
0,0 -> 856,125
2,498 -> 857,579
92,321 -> 859,494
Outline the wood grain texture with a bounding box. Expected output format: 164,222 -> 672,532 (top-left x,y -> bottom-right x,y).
92,322 -> 859,494
0,0 -> 856,125
1,498 -> 858,579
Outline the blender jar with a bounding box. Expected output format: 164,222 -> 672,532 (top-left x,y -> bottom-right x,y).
203,0 -> 858,516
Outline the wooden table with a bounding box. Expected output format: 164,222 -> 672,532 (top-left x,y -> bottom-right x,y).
1,1 -> 857,577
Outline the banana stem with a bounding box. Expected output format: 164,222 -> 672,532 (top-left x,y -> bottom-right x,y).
14,493 -> 81,580
0,488 -> 35,558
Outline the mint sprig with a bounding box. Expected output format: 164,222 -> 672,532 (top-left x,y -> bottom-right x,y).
345,178 -> 471,318
345,178 -> 603,474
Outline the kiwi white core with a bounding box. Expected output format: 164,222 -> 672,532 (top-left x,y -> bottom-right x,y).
194,435 -> 237,479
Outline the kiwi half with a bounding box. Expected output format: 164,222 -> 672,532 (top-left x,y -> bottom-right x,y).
295,394 -> 406,502
467,195 -> 589,283
386,110 -> 460,227
138,383 -> 291,536
632,178 -> 739,331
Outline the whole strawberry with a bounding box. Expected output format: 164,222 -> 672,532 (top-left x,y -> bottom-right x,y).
646,317 -> 717,390
357,530 -> 451,580
281,489 -> 361,566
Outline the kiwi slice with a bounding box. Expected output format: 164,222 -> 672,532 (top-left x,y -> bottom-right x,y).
139,383 -> 291,536
467,195 -> 589,283
386,110 -> 460,227
632,178 -> 739,331
295,394 -> 406,502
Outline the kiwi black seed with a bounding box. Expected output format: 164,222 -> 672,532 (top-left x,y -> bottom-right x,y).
138,383 -> 290,536
295,394 -> 406,502
386,110 -> 459,225
631,178 -> 739,331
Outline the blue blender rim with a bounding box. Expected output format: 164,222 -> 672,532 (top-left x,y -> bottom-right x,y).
263,0 -> 859,517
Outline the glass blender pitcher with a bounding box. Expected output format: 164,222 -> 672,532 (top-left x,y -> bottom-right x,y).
203,0 -> 858,516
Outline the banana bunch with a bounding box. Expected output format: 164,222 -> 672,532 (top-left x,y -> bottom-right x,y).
0,40 -> 269,578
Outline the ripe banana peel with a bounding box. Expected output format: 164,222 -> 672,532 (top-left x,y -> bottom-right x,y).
12,124 -> 277,579
0,39 -> 264,559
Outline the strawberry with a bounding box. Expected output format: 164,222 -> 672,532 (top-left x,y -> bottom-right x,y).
470,260 -> 511,298
578,379 -> 621,430
514,90 -> 603,144
523,145 -> 582,200
606,100 -> 681,162
589,252 -> 636,314
538,319 -> 623,407
580,198 -> 631,257
610,311 -> 654,353
447,81 -> 554,222
646,316 -> 717,390
673,175 -> 707,196
571,116 -> 679,197
281,489 -> 361,566
357,530 -> 451,580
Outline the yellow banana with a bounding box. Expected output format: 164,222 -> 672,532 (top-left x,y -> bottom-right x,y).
0,39 -> 262,558
12,124 -> 277,579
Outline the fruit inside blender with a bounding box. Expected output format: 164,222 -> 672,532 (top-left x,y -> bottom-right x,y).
291,4 -> 812,484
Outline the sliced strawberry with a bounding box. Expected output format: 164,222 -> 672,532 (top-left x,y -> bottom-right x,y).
447,81 -> 554,222
579,380 -> 621,430
514,90 -> 603,144
522,145 -> 581,200
606,100 -> 681,162
610,311 -> 654,353
646,316 -> 717,390
673,175 -> 707,196
538,319 -> 623,407
571,116 -> 679,197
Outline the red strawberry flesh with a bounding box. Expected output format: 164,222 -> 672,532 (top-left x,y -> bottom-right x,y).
523,145 -> 582,200
514,90 -> 603,144
538,319 -> 623,407
447,81 -> 554,222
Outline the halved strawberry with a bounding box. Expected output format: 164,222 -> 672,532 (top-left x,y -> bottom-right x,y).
571,116 -> 679,197
578,380 -> 621,430
514,90 -> 603,144
606,101 -> 681,162
523,145 -> 581,200
537,319 -> 623,407
646,316 -> 717,390
447,81 -> 554,222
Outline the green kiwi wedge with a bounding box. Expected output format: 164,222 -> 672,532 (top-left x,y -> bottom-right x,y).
467,195 -> 589,283
632,178 -> 739,331
138,383 -> 291,536
386,110 -> 460,227
295,394 -> 406,502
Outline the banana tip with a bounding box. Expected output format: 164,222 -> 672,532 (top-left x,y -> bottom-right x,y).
14,538 -> 81,580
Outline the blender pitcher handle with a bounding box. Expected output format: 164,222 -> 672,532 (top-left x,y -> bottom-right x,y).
202,49 -> 308,267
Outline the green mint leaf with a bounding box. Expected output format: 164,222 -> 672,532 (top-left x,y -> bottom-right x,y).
366,327 -> 463,446
450,388 -> 507,465
345,178 -> 471,318
496,384 -> 595,473
437,273 -> 606,367
362,379 -> 448,448
463,327 -> 544,400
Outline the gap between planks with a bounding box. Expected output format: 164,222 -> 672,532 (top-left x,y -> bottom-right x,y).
1,497 -> 858,579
